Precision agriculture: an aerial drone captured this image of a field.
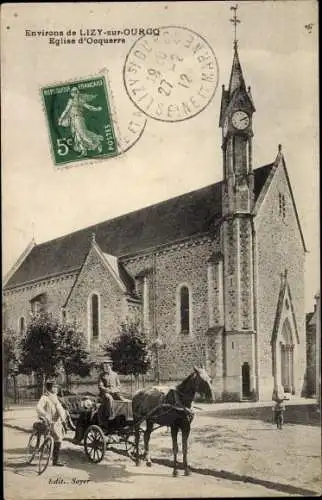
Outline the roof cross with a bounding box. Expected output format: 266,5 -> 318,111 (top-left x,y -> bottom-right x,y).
230,4 -> 241,49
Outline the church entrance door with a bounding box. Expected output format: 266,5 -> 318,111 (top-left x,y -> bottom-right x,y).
242,362 -> 251,398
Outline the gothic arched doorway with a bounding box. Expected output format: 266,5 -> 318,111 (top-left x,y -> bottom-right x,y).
242,362 -> 250,398
280,319 -> 294,393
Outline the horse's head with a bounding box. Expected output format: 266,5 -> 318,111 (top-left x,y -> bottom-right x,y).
193,366 -> 214,403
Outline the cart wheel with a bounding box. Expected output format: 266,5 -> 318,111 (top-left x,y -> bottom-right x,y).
84,425 -> 106,463
26,431 -> 40,464
125,429 -> 145,462
38,436 -> 54,475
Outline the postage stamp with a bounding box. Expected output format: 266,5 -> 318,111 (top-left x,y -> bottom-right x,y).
42,76 -> 118,166
123,26 -> 219,122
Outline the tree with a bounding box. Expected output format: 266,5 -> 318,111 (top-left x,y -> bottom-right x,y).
103,320 -> 152,394
3,328 -> 21,404
20,313 -> 91,395
57,322 -> 92,390
20,314 -> 61,395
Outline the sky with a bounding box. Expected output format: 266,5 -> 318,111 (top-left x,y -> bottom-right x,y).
1,1 -> 319,311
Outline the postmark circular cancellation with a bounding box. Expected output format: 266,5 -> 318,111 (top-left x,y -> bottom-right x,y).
123,26 -> 219,122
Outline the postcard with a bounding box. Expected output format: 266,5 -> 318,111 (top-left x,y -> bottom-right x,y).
2,2 -> 320,499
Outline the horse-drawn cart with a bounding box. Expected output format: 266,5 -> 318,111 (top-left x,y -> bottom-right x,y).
58,367 -> 213,476
60,394 -> 145,464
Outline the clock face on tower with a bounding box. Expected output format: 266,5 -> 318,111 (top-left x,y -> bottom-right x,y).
232,110 -> 250,130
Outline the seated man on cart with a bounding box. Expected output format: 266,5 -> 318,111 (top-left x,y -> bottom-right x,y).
72,357 -> 124,443
97,357 -> 125,424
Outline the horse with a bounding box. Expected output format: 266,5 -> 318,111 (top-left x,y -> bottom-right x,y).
132,366 -> 213,477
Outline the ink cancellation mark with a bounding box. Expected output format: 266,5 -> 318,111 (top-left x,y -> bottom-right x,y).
123,26 -> 219,122
42,77 -> 117,166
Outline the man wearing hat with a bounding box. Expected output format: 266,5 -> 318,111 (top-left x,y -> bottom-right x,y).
36,380 -> 67,466
97,357 -> 124,423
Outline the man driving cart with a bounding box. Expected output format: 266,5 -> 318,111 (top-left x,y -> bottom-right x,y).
72,357 -> 124,443
97,357 -> 125,423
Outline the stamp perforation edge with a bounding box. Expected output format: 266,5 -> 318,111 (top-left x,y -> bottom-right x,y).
39,70 -> 127,171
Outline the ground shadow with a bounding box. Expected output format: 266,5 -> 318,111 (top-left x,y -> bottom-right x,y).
205,404 -> 321,427
150,457 -> 320,496
4,444 -> 171,483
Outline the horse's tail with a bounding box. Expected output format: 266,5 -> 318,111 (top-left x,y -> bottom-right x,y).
131,390 -> 145,423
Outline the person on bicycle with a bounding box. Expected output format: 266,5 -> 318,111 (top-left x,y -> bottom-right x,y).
36,381 -> 67,466
97,358 -> 124,423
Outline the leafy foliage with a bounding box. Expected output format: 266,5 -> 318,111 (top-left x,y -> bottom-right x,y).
3,328 -> 21,378
19,313 -> 91,391
104,320 -> 151,377
19,314 -> 61,380
57,322 -> 92,387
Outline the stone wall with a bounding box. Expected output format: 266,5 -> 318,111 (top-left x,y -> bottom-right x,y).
66,244 -> 129,349
255,164 -> 306,400
3,272 -> 78,332
123,235 -> 219,382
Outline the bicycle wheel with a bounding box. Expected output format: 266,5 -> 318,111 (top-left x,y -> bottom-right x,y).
26,431 -> 40,464
38,436 -> 54,475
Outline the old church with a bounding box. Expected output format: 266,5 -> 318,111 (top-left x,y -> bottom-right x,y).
3,41 -> 307,401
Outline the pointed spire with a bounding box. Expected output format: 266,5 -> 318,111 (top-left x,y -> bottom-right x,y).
228,43 -> 247,97
91,232 -> 96,244
274,144 -> 284,165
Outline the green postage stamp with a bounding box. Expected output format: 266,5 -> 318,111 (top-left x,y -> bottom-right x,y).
42,76 -> 118,166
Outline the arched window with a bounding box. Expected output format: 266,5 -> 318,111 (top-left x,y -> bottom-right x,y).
19,316 -> 25,335
180,285 -> 190,334
90,293 -> 100,341
280,319 -> 294,393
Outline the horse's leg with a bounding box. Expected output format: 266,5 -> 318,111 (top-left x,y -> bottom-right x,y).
134,420 -> 141,466
143,420 -> 153,467
171,424 -> 179,477
182,420 -> 191,476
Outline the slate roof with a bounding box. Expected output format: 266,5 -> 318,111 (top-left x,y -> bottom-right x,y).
4,164 -> 273,290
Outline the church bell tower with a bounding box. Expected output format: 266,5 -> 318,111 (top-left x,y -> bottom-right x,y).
219,5 -> 257,400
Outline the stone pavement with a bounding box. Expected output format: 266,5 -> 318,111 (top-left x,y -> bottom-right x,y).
4,424 -> 287,499
4,398 -> 321,497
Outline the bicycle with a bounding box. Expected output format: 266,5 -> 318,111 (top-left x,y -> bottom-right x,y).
26,419 -> 54,475
26,412 -> 75,475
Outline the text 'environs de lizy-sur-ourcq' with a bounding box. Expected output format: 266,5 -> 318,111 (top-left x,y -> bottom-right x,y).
24,28 -> 160,46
